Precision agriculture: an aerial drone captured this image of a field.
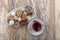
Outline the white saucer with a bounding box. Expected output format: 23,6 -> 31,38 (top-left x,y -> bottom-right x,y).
28,18 -> 45,36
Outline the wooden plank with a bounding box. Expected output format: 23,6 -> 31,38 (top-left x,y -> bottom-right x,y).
37,0 -> 55,40
37,0 -> 53,40
26,0 -> 39,40
55,0 -> 60,40
5,0 -> 16,40
0,0 -> 15,40
0,0 -> 55,40
47,0 -> 55,40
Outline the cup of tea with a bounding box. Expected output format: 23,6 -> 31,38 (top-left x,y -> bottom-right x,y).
28,18 -> 45,36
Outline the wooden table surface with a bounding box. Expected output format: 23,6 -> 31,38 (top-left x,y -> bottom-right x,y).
0,0 -> 56,40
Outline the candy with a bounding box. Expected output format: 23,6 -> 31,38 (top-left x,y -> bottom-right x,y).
14,16 -> 18,20
27,16 -> 31,20
18,17 -> 22,21
9,20 -> 14,25
11,11 -> 15,16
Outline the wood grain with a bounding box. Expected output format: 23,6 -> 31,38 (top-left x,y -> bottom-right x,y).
55,0 -> 60,40
0,0 -> 55,40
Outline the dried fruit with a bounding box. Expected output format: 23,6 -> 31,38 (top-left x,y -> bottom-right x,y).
8,15 -> 14,20
27,16 -> 31,20
21,11 -> 27,21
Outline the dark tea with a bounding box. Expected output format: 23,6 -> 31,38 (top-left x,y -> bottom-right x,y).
33,21 -> 42,32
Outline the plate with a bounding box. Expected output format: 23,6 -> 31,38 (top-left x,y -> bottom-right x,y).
6,6 -> 36,26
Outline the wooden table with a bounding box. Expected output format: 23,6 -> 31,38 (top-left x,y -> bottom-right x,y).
0,0 -> 55,40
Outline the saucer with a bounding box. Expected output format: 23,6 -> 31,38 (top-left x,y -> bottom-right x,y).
28,18 -> 45,36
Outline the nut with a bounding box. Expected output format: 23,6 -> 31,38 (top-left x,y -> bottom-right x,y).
16,10 -> 22,17
8,15 -> 14,21
14,16 -> 18,20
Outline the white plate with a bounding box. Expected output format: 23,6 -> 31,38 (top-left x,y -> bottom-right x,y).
28,18 -> 45,36
6,6 -> 36,25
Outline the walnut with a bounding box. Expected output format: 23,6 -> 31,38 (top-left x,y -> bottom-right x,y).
16,10 -> 22,17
